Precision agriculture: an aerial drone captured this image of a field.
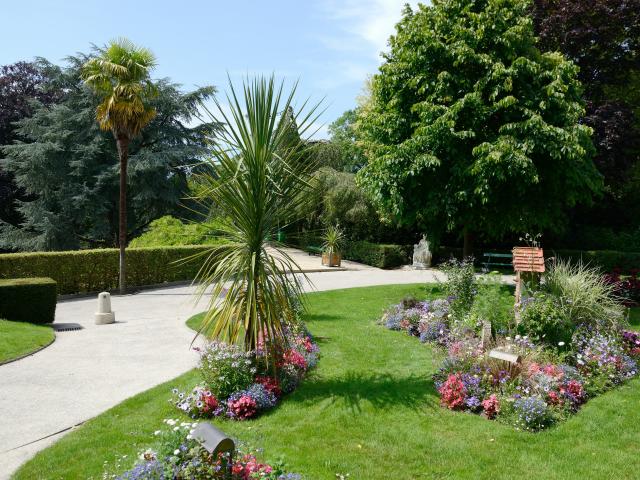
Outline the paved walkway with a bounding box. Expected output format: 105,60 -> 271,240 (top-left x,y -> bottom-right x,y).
0,252 -> 511,477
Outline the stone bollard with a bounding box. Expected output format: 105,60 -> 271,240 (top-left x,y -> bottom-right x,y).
95,292 -> 115,325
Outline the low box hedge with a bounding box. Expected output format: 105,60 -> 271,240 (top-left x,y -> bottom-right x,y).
343,241 -> 412,269
0,246 -> 212,295
0,277 -> 57,324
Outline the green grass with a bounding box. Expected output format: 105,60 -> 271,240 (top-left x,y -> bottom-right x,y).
14,285 -> 640,480
0,319 -> 54,364
629,307 -> 639,331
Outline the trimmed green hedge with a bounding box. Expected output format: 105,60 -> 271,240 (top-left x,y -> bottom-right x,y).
0,246 -> 211,295
0,278 -> 57,324
550,249 -> 640,272
434,246 -> 640,272
343,241 -> 412,269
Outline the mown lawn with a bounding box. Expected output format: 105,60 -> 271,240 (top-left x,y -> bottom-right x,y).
13,285 -> 640,480
0,319 -> 54,364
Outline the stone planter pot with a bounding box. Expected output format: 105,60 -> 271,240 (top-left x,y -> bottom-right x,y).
322,252 -> 342,267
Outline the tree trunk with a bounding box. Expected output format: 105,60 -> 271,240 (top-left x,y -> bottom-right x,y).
116,136 -> 129,295
463,227 -> 474,260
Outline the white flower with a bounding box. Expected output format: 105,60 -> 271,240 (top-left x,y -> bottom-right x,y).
174,449 -> 180,455
187,434 -> 193,440
558,341 -> 565,347
154,430 -> 161,436
173,426 -> 179,431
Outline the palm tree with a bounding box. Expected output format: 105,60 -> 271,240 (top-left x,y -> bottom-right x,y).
191,76 -> 322,355
81,38 -> 157,294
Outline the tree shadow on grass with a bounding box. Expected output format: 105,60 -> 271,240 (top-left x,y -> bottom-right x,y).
290,370 -> 439,414
304,313 -> 342,323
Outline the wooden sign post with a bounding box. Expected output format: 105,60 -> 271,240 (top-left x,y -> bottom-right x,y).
512,246 -> 545,323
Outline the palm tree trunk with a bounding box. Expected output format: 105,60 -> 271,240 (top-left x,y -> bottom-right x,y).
116,136 -> 129,295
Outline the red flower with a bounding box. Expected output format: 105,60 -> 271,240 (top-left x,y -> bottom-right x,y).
200,391 -> 219,412
547,391 -> 563,406
482,394 -> 500,419
228,395 -> 257,420
282,349 -> 307,370
438,374 -> 466,410
256,375 -> 282,397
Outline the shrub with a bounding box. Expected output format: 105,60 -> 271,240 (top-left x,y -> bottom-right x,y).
342,240 -> 411,268
440,258 -> 477,320
0,246 -> 211,295
470,273 -> 515,335
198,342 -> 256,399
518,293 -> 573,347
129,216 -> 223,247
0,278 -> 56,324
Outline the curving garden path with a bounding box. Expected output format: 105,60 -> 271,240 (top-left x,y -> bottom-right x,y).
0,252 -> 468,479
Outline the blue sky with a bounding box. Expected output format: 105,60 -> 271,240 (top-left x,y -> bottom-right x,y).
0,0 -> 418,138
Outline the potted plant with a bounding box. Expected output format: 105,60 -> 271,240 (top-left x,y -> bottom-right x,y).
321,225 -> 345,267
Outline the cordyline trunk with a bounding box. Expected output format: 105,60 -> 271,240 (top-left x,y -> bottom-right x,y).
116,135 -> 129,295
463,227 -> 474,260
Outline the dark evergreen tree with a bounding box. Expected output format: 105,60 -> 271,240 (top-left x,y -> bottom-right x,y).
0,54 -> 217,251
0,59 -> 63,225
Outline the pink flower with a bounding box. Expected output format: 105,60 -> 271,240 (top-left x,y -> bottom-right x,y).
482,394 -> 500,419
282,349 -> 307,370
228,395 -> 257,420
438,374 -> 466,410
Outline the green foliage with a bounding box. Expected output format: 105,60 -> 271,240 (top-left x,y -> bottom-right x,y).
343,241 -> 410,269
543,259 -> 624,330
0,246 -> 209,295
518,292 -> 573,346
82,38 -> 157,137
440,258 -> 477,320
191,76 -> 321,353
129,216 -> 223,247
470,273 -> 515,333
0,53 -> 216,251
552,249 -> 640,273
0,277 -> 56,324
321,224 -> 345,255
356,0 -> 600,242
198,342 -> 255,399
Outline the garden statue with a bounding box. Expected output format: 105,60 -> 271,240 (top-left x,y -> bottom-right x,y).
412,235 -> 432,269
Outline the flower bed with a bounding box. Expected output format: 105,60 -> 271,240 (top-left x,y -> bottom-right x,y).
605,268 -> 640,306
109,419 -> 301,479
172,326 -> 319,421
381,283 -> 640,432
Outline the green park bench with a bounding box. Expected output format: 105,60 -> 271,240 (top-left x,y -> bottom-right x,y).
482,252 -> 513,271
305,245 -> 323,256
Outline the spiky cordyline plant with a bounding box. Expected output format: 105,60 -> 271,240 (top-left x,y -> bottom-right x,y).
190,76 -> 322,355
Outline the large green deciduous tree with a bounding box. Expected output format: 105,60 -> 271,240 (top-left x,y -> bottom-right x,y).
82,38 -> 158,293
1,54 -> 216,253
356,0 -> 601,256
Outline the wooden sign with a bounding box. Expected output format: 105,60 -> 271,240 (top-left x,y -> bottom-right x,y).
489,349 -> 522,364
512,247 -> 545,273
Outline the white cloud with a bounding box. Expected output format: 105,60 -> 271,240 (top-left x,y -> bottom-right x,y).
318,0 -> 421,59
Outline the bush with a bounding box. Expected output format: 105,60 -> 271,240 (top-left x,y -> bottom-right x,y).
518,293 -> 573,347
0,246 -> 211,295
0,278 -> 57,324
129,216 -> 223,247
343,240 -> 411,268
440,258 -> 477,321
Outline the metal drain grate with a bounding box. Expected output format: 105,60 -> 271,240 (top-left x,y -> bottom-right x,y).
52,323 -> 83,332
